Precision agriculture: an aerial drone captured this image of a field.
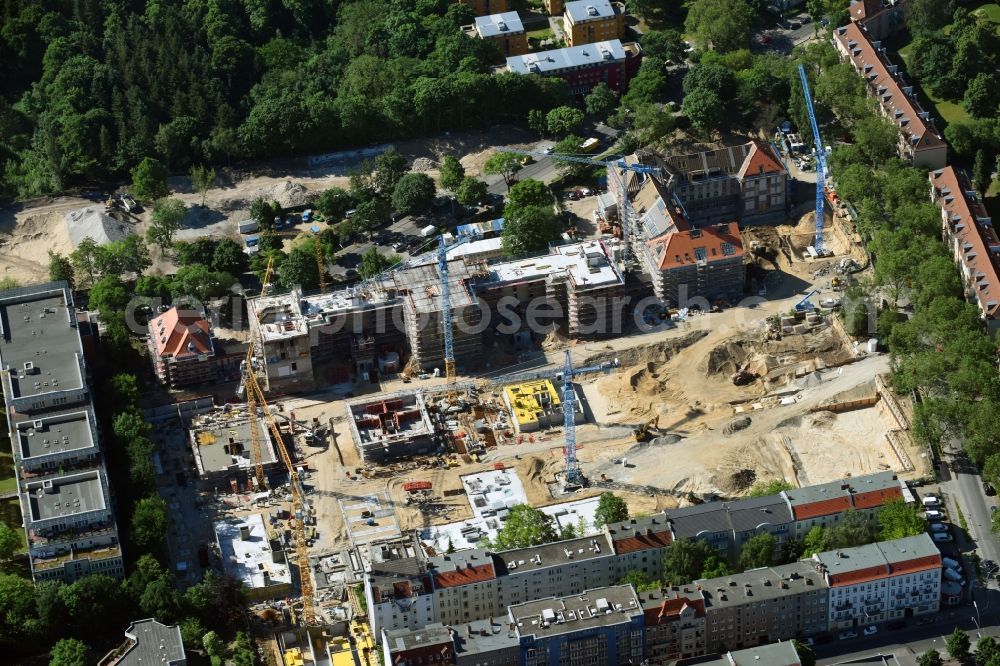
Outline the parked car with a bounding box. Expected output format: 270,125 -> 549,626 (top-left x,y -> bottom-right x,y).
863,625 -> 878,637
925,509 -> 946,520
984,481 -> 996,496
932,532 -> 954,543
838,630 -> 858,640
929,522 -> 950,533
923,495 -> 941,507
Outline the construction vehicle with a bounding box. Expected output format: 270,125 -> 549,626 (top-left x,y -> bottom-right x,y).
633,415 -> 660,442
495,147 -> 662,268
794,289 -> 819,312
798,63 -> 828,254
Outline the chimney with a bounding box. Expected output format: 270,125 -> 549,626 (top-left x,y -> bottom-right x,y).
240,525 -> 251,540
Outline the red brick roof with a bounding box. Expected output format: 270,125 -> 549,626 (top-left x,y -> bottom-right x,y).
148,307 -> 213,359
643,596 -> 705,625
852,486 -> 902,510
827,563 -> 888,587
646,222 -> 743,271
849,0 -> 881,21
431,563 -> 496,588
737,141 -> 786,180
931,167 -> 1000,319
614,530 -> 673,554
791,496 -> 852,520
889,554 -> 942,577
833,23 -> 944,155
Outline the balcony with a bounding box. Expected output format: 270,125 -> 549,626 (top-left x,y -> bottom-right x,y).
33,543 -> 121,572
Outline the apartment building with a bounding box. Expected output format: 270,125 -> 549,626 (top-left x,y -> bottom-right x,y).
562,0 -> 625,47
0,282 -> 123,581
147,306 -> 217,388
506,40 -> 643,94
643,223 -> 745,307
929,167 -> 1000,336
101,619 -> 187,666
847,0 -> 907,42
459,0 -> 513,16
682,642 -> 802,666
640,586 -> 707,663
382,624 -> 456,666
462,12 -> 529,58
510,585 -> 645,666
542,0 -> 564,16
833,22 -> 947,169
781,471 -> 907,535
817,534 -> 941,630
698,562 -> 829,653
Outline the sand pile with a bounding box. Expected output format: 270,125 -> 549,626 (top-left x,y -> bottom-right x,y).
583,330 -> 708,368
701,340 -> 753,376
411,157 -> 436,172
219,179 -> 312,212
64,206 -> 132,247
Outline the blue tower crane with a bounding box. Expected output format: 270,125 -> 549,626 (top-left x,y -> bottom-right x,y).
556,350 -> 619,487
798,63 -> 827,255
438,235 -> 456,393
494,147 -> 661,268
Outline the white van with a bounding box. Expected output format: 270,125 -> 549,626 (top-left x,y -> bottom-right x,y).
925,509 -> 945,520
923,495 -> 941,508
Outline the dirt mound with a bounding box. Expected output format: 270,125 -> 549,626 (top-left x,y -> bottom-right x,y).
628,362 -> 666,394
218,179 -> 311,212
583,330 -> 708,368
807,411 -> 836,428
723,416 -> 752,436
541,327 -> 569,351
411,157 -> 436,172
701,340 -> 753,376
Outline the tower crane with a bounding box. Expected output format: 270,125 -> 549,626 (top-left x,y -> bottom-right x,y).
315,238 -> 327,294
438,235 -> 457,398
798,63 -> 827,255
494,148 -> 662,268
239,259 -> 317,625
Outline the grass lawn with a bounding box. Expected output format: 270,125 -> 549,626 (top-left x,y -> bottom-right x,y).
0,434 -> 15,495
0,497 -> 26,554
891,37 -> 971,130
972,3 -> 1000,25
527,28 -> 553,39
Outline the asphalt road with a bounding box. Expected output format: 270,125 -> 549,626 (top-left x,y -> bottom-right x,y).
943,447 -> 1000,572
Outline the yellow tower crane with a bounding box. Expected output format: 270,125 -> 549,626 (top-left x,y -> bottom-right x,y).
243,257 -> 276,491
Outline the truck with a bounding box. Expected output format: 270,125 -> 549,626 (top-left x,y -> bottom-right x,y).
421,224 -> 437,237
238,219 -> 259,234
580,138 -> 600,153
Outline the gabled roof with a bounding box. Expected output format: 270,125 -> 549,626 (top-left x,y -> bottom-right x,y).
930,167 -> 1000,319
645,222 -> 743,271
148,307 -> 213,359
833,23 -> 945,155
737,141 -> 786,180
849,0 -> 882,21
431,562 -> 496,588
633,177 -> 689,240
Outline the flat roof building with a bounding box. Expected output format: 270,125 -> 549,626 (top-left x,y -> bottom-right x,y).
502,378 -> 572,433
462,12 -> 529,58
101,619 -> 187,666
347,391 -> 438,463
563,0 -> 625,47
215,513 -> 293,602
188,408 -> 280,487
505,39 -> 643,94
0,282 -> 122,582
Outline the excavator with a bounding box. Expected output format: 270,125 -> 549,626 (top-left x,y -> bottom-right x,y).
633,415 -> 660,442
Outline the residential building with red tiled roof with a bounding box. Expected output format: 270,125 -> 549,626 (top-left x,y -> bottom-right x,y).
929,167 -> 1000,336
642,222 -> 745,306
815,534 -> 940,630
848,0 -> 907,41
833,22 -> 947,169
641,586 -> 707,663
780,471 -> 907,533
146,307 -> 217,388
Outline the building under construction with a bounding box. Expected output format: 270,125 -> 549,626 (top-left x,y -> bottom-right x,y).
502,378 -> 582,433
188,407 -> 280,488
346,392 -> 438,463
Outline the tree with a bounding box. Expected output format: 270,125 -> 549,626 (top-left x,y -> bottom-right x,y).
483,152 -> 524,189
738,532 -> 775,571
701,554 -> 733,578
946,628 -> 970,663
685,0 -> 755,53
279,243 -> 321,290
95,235 -> 152,278
130,157 -> 169,201
631,104 -> 677,145
189,164 -> 216,206
490,505 -> 558,550
825,510 -> 876,549
231,631 -> 256,666
917,649 -> 943,666
173,239 -> 218,267
212,239 -> 248,275
585,84 -> 618,119
501,206 -> 562,257
976,636 -> 1000,665
546,106 -> 585,136
683,87 -> 724,134
49,638 -> 88,666
359,246 -> 401,278
70,238 -> 101,287
392,173 -> 436,215
963,73 -> 1000,119
353,199 -> 386,239
507,179 -> 551,211
594,492 -> 629,527
801,526 -> 827,556
618,570 -> 660,592
170,265 -> 234,303
973,149 -> 991,196
250,198 -> 282,232
48,251 -> 75,288
374,149 -> 409,196
905,0 -> 955,37
88,276 -> 131,314
661,538 -> 714,585
0,523 -> 20,560
315,188 -> 355,221
146,198 -> 186,252
439,155 -> 466,191
528,109 -> 547,136
456,177 -> 488,206
131,496 -> 168,550
877,498 -> 926,540
792,639 -> 816,666
748,479 -> 794,497
641,29 -> 687,64
203,630 -> 225,657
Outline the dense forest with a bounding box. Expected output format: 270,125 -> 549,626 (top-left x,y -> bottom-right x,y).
0,0 -> 571,197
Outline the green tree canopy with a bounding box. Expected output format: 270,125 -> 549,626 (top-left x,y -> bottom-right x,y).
49,638 -> 88,666
391,173 -> 436,215
130,157 -> 169,201
189,164 -> 215,206
315,188 -> 355,220
359,246 -> 401,278
738,532 -> 775,571
877,498 -> 926,541
279,242 -> 321,290
792,639 -> 817,666
0,523 -> 21,560
917,649 -> 943,666
353,199 -> 387,239
618,570 -> 660,592
546,105 -> 585,136
685,0 -> 755,53
483,152 -> 524,189
905,0 -> 955,37
976,636 -> 1000,665
946,628 -> 970,663
501,206 -> 562,257
594,492 -> 629,527
662,538 -> 714,586
640,29 -> 687,64
748,479 -> 794,497
506,179 -> 550,211
147,198 -> 186,252
88,275 -> 131,314
131,496 -> 168,550
439,155 -> 466,191
456,177 -> 488,206
212,239 -> 249,275
48,252 -> 75,288
683,87 -> 724,134
585,84 -> 618,119
490,505 -> 559,550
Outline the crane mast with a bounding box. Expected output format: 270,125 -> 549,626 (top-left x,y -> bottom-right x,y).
798,63 -> 827,254
438,235 -> 457,397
